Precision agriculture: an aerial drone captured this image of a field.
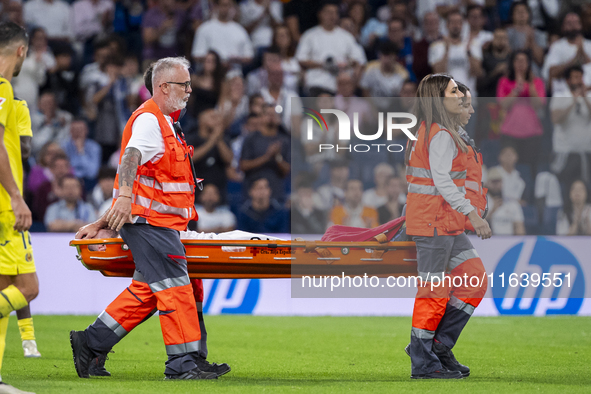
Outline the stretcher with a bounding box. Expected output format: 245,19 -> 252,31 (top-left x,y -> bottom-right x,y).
70,218 -> 417,279
70,238 -> 417,279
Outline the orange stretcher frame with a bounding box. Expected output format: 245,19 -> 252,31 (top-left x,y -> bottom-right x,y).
70,238 -> 418,279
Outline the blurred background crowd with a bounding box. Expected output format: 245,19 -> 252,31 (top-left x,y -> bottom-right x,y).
2,0 -> 591,236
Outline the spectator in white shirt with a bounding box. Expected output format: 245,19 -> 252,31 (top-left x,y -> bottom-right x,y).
362,163 -> 395,208
556,179 -> 591,235
195,184 -> 237,233
486,167 -> 526,236
260,63 -> 302,133
239,0 -> 282,49
489,146 -> 526,203
31,92 -> 73,157
295,0 -> 366,93
192,0 -> 254,66
416,0 -> 485,24
313,160 -> 349,211
542,12 -> 591,95
429,10 -> 483,95
79,37 -> 112,93
465,5 -> 493,49
219,71 -> 249,131
12,28 -> 56,113
71,0 -> 114,64
360,41 -> 409,101
550,65 -> 591,190
71,0 -> 113,42
246,48 -> 282,96
23,0 -> 72,42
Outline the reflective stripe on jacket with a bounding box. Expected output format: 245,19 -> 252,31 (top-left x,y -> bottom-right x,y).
406,122 -> 468,236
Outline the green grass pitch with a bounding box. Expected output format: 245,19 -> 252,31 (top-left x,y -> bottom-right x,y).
1,315 -> 590,393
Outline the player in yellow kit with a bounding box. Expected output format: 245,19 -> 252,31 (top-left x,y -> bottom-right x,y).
0,21 -> 37,394
12,97 -> 41,359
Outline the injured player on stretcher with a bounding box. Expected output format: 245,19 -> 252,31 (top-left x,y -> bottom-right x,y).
88,229 -> 285,252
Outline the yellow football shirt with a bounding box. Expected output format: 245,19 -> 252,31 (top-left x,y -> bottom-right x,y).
0,77 -> 23,212
14,97 -> 32,138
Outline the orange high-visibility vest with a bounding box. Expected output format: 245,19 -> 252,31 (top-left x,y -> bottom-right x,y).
112,99 -> 196,231
464,145 -> 488,232
406,122 -> 468,237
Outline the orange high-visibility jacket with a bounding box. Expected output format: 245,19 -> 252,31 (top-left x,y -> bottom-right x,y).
112,99 -> 197,231
464,144 -> 487,232
406,122 -> 468,237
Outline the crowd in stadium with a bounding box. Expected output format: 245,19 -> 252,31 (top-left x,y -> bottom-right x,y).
2,0 -> 591,236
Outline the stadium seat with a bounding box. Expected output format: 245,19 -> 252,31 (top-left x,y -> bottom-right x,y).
478,139 -> 501,168
521,205 -> 539,235
542,206 -> 560,235
516,164 -> 534,204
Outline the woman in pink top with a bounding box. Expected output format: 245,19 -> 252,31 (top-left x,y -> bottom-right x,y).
497,50 -> 546,175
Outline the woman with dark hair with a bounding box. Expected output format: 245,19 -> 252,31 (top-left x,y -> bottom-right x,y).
405,74 -> 490,380
497,49 -> 546,175
345,0 -> 369,41
556,180 -> 591,235
272,24 -> 300,92
191,50 -> 226,118
506,1 -> 547,67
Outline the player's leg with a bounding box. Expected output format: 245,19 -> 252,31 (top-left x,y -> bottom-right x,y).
0,314 -> 9,384
0,275 -> 34,393
0,226 -> 35,319
409,230 -> 460,379
16,306 -> 40,358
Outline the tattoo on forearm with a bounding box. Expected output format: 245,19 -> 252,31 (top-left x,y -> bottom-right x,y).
119,147 -> 142,191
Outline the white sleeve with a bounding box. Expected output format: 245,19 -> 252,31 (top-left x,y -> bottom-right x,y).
428,41 -> 444,66
541,0 -> 560,18
541,43 -> 559,81
271,1 -> 283,23
126,113 -> 165,165
428,131 -> 474,215
241,27 -> 255,58
353,42 -> 368,65
295,32 -> 312,61
222,211 -> 237,228
191,25 -> 208,58
556,210 -> 569,235
511,202 -> 525,223
469,39 -> 483,61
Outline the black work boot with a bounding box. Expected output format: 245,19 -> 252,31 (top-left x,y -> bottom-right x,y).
89,352 -> 112,377
195,355 -> 231,377
432,340 -> 470,377
70,330 -> 92,378
164,368 -> 218,380
411,369 -> 463,379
